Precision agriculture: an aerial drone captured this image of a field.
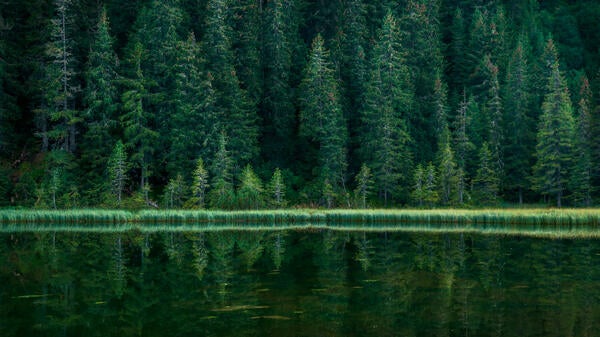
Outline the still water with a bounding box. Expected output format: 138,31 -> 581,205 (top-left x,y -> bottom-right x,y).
1,229 -> 599,336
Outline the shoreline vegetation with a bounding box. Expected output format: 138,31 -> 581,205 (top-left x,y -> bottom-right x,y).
2,209 -> 600,238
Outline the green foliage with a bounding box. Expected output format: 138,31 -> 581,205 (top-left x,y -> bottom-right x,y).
532,55 -> 575,207
354,164 -> 373,209
299,34 -> 347,192
164,174 -> 186,209
188,158 -> 209,209
107,141 -> 128,206
472,142 -> 500,205
81,7 -> 119,190
411,164 -> 425,207
437,138 -> 458,205
570,76 -> 593,206
209,133 -> 235,209
268,168 -> 286,209
423,162 -> 439,207
237,164 -> 265,210
360,12 -> 413,205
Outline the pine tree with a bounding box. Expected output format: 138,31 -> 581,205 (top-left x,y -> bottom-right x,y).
202,0 -> 258,167
237,164 -> 264,209
453,92 -> 475,204
571,76 -> 593,206
41,0 -> 80,153
360,12 -> 413,205
437,135 -> 458,205
107,140 -> 128,206
209,132 -> 235,209
354,163 -> 373,209
473,142 -> 499,205
82,7 -> 119,190
411,164 -> 425,207
268,168 -> 286,208
168,32 -> 218,177
299,34 -> 348,194
190,158 -> 209,209
532,59 -> 575,207
503,36 -> 532,204
423,162 -> 439,207
400,0 -> 444,161
482,55 -> 503,190
261,0 -> 299,166
164,174 -> 185,208
120,42 -> 157,202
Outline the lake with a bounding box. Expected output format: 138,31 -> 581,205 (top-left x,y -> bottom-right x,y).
1,228 -> 599,336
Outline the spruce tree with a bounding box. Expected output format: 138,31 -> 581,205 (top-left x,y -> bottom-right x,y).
482,55 -> 503,190
571,76 -> 593,206
268,168 -> 286,208
41,0 -> 80,153
453,93 -> 475,204
503,36 -> 532,204
237,164 -> 265,209
411,164 -> 425,207
190,158 -> 209,209
168,32 -> 218,177
532,59 -> 575,207
360,12 -> 413,205
121,42 -> 157,201
202,0 -> 258,167
473,142 -> 499,205
423,162 -> 439,207
299,34 -> 348,195
107,140 -> 128,206
261,0 -> 299,166
82,8 -> 119,191
437,134 -> 458,205
354,163 -> 373,209
164,174 -> 185,208
209,132 -> 235,209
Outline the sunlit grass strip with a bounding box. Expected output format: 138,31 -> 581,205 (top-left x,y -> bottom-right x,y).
0,209 -> 133,225
3,209 -> 600,234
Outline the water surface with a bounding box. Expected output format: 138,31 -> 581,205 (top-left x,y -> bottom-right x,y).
1,229 -> 599,336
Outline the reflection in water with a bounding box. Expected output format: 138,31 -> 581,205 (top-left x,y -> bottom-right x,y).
1,229 -> 600,336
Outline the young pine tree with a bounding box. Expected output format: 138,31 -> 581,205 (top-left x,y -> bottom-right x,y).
268,168 -> 286,208
473,142 -> 499,205
209,132 -> 235,209
190,158 -> 209,209
354,164 -> 373,209
237,164 -> 265,210
411,164 -> 425,207
423,162 -> 439,207
107,141 -> 128,206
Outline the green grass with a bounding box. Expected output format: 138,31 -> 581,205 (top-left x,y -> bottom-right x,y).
2,208 -> 600,238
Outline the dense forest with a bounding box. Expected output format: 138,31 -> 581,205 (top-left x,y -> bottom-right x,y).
1,0 -> 600,209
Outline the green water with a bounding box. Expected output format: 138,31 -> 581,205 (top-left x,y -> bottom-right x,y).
1,229 -> 599,336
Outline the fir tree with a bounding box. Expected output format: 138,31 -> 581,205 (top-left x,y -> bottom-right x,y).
354,163 -> 373,209
437,134 -> 458,205
570,76 -> 593,206
360,12 -> 413,205
121,42 -> 157,201
190,158 -> 209,209
532,59 -> 575,207
473,142 -> 499,205
237,164 -> 265,209
268,168 -> 286,208
209,132 -> 235,209
423,162 -> 439,207
164,174 -> 185,208
503,36 -> 532,204
82,7 -> 119,191
202,0 -> 258,167
411,164 -> 425,207
107,140 -> 128,206
41,0 -> 80,153
299,34 -> 348,193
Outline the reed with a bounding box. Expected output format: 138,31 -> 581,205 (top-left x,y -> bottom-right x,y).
2,208 -> 600,237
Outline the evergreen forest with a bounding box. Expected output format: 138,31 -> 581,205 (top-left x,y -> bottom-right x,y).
1,0 -> 600,209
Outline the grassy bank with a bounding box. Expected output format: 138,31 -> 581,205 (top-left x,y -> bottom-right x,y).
3,208 -> 600,226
